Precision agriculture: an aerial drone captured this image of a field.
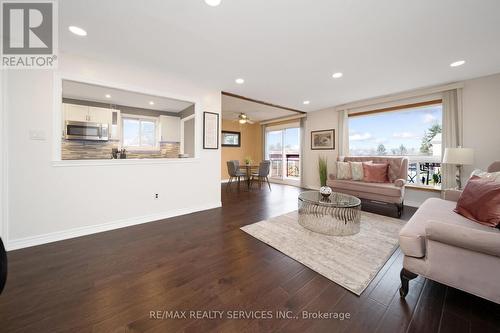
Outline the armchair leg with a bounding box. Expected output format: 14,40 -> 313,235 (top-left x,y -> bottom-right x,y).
396,202 -> 403,218
399,268 -> 418,298
266,177 -> 271,191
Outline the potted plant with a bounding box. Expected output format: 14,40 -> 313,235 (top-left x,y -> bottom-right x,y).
318,156 -> 332,197
244,156 -> 253,165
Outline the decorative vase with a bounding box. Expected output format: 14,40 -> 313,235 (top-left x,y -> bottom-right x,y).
319,186 -> 332,198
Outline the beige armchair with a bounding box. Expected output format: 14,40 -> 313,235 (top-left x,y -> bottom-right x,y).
399,162 -> 500,304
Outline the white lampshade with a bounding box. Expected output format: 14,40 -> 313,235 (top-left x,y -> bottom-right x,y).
442,147 -> 474,165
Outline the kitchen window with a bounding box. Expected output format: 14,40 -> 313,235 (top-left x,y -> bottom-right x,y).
122,115 -> 158,149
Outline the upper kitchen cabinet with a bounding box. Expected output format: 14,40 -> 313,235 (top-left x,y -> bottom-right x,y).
64,104 -> 116,125
89,107 -> 113,124
160,115 -> 181,142
64,103 -> 89,122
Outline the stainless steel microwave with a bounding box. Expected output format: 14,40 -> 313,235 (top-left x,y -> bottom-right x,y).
65,121 -> 109,141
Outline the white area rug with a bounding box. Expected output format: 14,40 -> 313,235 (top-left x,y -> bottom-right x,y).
241,210 -> 404,295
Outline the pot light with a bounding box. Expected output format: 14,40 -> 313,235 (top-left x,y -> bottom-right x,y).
303,100 -> 310,105
105,94 -> 111,99
235,78 -> 245,84
149,101 -> 155,105
450,60 -> 466,67
205,0 -> 221,7
68,26 -> 87,36
332,72 -> 343,79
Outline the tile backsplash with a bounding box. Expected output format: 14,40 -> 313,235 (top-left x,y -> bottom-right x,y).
62,140 -> 181,160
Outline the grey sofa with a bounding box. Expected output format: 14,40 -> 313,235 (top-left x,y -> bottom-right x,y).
327,156 -> 408,217
399,162 -> 500,304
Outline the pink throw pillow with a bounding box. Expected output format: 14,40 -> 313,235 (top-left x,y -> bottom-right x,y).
362,163 -> 389,183
455,176 -> 500,228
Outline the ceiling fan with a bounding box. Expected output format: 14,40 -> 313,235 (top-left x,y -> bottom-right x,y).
236,113 -> 254,124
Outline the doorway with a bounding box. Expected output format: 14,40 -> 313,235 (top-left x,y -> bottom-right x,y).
265,123 -> 300,186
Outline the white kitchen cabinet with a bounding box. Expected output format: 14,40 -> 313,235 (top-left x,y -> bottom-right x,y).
63,103 -> 118,125
88,107 -> 113,125
159,115 -> 181,142
64,103 -> 89,122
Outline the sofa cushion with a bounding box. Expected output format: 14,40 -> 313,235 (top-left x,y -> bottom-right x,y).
455,176 -> 500,227
336,162 -> 352,180
363,162 -> 389,183
399,198 -> 493,258
329,179 -> 402,197
343,156 -> 406,182
350,162 -> 364,181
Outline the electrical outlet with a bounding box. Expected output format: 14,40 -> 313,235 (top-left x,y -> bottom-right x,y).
154,193 -> 159,199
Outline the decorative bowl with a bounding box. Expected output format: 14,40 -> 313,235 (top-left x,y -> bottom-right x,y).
319,186 -> 332,198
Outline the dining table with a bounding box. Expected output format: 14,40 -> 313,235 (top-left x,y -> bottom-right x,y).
239,164 -> 260,190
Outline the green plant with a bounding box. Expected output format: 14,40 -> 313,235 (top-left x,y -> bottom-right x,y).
318,156 -> 328,187
244,156 -> 253,165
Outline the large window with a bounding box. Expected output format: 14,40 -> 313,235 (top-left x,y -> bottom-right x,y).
348,102 -> 443,188
122,116 -> 157,149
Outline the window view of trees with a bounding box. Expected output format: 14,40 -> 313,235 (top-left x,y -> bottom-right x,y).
349,105 -> 442,157
349,104 -> 443,188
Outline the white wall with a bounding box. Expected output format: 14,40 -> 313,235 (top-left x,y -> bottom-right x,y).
462,73 -> 500,173
4,54 -> 221,250
303,108 -> 338,189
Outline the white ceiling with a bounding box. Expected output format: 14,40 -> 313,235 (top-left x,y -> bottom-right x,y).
60,0 -> 500,111
62,80 -> 193,112
221,94 -> 299,122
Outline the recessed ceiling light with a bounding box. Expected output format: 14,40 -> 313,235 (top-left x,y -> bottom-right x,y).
332,72 -> 343,79
105,94 -> 111,99
235,78 -> 245,84
205,0 -> 221,7
68,26 -> 87,36
149,101 -> 155,105
450,60 -> 466,67
303,101 -> 310,105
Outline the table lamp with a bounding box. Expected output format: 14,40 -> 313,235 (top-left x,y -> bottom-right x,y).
442,147 -> 474,189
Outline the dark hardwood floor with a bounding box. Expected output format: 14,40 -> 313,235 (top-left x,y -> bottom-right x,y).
0,183 -> 499,332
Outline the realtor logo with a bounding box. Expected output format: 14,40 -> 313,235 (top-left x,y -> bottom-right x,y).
1,0 -> 58,68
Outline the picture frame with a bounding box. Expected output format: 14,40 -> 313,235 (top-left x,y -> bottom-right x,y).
311,129 -> 335,150
203,112 -> 219,149
221,131 -> 241,147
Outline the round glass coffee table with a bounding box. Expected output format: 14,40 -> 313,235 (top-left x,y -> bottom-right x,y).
298,191 -> 362,236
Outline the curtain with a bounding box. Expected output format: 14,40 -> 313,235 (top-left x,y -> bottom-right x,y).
441,89 -> 463,189
337,109 -> 349,157
299,116 -> 306,188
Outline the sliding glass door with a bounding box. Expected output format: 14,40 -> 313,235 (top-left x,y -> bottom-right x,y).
265,123 -> 300,185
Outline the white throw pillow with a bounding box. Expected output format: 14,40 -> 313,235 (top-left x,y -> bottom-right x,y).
350,162 -> 364,181
470,169 -> 500,182
336,162 -> 352,180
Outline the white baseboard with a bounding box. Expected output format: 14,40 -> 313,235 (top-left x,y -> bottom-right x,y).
6,201 -> 222,251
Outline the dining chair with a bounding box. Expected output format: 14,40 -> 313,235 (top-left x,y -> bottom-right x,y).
251,160 -> 272,191
226,160 -> 246,192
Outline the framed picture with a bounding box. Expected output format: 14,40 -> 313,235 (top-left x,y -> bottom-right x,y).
221,131 -> 241,147
311,129 -> 335,150
203,112 -> 219,149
